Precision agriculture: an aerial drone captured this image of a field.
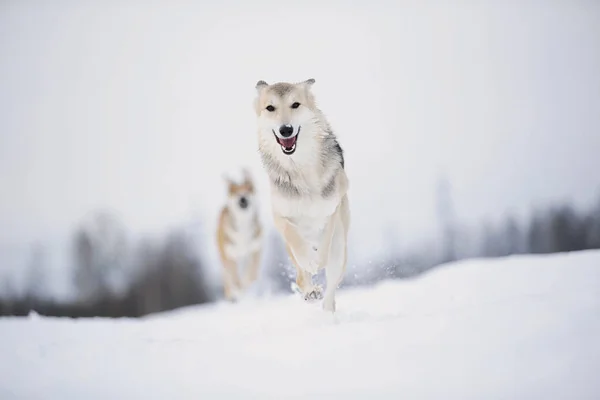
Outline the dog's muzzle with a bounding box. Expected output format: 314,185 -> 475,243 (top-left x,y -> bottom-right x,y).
273,126 -> 300,155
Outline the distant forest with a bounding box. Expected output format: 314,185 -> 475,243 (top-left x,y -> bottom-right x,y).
2,188 -> 600,318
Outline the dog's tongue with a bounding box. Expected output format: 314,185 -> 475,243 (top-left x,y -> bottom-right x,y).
279,136 -> 296,148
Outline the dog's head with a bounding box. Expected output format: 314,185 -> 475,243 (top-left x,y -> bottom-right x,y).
254,78 -> 318,156
224,169 -> 256,214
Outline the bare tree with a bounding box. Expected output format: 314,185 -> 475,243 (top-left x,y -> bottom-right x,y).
586,197 -> 600,249
435,175 -> 457,263
72,210 -> 129,302
503,215 -> 524,255
26,242 -> 47,303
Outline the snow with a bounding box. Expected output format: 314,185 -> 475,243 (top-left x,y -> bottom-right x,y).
2,250 -> 600,399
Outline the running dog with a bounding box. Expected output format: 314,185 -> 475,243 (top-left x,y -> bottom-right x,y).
216,169 -> 263,301
253,78 -> 350,312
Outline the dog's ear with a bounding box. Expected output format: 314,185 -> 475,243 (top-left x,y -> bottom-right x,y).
222,172 -> 234,188
242,167 -> 252,183
242,168 -> 255,191
300,78 -> 315,88
255,80 -> 268,92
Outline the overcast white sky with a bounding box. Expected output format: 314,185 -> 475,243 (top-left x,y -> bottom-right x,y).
1,0 -> 599,280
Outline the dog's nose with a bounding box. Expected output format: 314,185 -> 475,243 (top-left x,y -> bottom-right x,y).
239,196 -> 248,209
279,125 -> 294,137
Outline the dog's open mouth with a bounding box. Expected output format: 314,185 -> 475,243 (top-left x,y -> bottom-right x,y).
273,129 -> 300,155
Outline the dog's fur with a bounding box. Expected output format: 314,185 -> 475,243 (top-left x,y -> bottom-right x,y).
254,78 -> 350,312
216,169 -> 263,301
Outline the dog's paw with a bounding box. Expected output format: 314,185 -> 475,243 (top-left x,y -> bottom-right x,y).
226,289 -> 243,303
225,296 -> 238,304
304,286 -> 323,302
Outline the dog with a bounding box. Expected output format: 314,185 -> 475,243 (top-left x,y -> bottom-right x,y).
253,78 -> 350,312
216,169 -> 263,301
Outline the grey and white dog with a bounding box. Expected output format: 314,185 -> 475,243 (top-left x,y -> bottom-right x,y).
254,78 -> 350,312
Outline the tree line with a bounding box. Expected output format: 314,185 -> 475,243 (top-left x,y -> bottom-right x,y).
368,191 -> 600,284
0,210 -> 212,318
2,190 -> 600,317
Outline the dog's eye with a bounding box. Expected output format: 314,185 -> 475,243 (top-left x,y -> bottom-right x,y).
266,105 -> 276,112
291,102 -> 300,109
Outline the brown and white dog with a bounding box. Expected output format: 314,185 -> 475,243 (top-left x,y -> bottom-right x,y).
216,169 -> 263,301
253,78 -> 351,312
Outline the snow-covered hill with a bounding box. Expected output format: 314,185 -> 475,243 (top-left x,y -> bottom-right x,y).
2,250 -> 600,399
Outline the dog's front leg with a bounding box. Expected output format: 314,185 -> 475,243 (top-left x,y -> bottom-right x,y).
286,244 -> 323,301
274,215 -> 319,273
274,215 -> 322,300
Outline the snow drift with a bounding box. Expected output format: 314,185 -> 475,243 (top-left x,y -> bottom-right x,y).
1,250 -> 599,399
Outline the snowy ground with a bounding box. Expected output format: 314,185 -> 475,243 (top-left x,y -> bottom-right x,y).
1,250 -> 600,399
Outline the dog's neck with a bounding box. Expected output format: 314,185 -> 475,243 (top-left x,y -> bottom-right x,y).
227,205 -> 257,230
259,122 -> 344,199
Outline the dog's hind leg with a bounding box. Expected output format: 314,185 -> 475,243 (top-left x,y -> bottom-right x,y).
323,200 -> 349,312
223,260 -> 242,302
242,250 -> 262,289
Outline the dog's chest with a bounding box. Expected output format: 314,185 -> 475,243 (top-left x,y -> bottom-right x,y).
272,173 -> 339,222
295,215 -> 329,252
272,183 -> 339,221
230,222 -> 255,246
269,168 -> 340,248
226,213 -> 259,259
273,191 -> 338,249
